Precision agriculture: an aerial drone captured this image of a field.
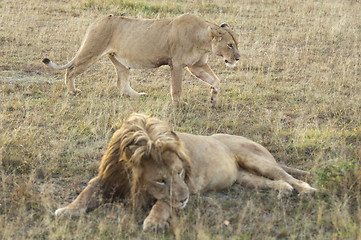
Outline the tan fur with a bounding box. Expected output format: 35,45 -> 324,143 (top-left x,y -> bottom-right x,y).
54,113 -> 316,231
42,14 -> 240,106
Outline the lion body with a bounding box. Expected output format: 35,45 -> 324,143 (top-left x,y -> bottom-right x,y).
54,114 -> 316,231
42,14 -> 240,106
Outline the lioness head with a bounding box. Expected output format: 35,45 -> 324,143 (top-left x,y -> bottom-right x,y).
209,24 -> 240,68
140,150 -> 190,209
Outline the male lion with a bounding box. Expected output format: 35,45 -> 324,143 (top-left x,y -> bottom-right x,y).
55,113 -> 317,231
42,14 -> 240,106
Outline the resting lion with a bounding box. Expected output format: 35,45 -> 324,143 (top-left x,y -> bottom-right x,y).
54,113 -> 317,231
42,14 -> 240,106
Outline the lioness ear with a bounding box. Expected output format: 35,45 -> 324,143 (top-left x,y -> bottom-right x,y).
220,23 -> 229,28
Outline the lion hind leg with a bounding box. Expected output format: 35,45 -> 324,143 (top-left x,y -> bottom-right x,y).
108,54 -> 148,97
295,181 -> 317,196
244,160 -> 317,196
236,169 -> 294,198
55,177 -> 103,217
257,165 -> 317,196
233,146 -> 317,196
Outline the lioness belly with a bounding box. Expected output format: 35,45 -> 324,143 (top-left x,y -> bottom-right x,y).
113,53 -> 169,69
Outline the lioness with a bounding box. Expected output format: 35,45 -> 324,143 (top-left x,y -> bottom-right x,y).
55,113 -> 317,231
42,14 -> 240,106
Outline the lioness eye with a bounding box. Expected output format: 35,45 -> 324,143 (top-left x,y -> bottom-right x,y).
228,44 -> 233,49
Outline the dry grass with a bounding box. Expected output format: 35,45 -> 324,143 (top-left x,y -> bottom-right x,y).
1,0 -> 361,239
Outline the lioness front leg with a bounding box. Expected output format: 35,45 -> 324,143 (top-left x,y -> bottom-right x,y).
187,64 -> 220,106
170,64 -> 184,107
55,177 -> 103,216
143,200 -> 171,231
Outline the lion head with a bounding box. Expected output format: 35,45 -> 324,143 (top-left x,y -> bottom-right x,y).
209,24 -> 240,68
98,113 -> 191,209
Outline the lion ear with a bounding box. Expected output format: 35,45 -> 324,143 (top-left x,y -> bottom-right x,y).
170,131 -> 179,139
125,145 -> 134,160
208,26 -> 222,40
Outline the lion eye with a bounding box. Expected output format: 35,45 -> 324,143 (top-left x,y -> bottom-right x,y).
178,169 -> 185,179
228,44 -> 233,49
156,179 -> 166,185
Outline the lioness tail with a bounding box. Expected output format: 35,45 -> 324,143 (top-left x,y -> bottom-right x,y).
42,57 -> 75,70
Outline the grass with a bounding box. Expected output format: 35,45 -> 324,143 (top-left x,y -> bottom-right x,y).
1,0 -> 361,239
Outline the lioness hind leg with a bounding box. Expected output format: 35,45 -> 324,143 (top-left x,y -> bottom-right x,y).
236,169 -> 294,198
64,53 -> 105,95
108,54 -> 148,97
55,177 -> 103,217
65,68 -> 82,95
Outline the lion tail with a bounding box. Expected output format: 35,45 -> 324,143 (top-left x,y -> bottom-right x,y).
42,57 -> 75,70
280,164 -> 314,177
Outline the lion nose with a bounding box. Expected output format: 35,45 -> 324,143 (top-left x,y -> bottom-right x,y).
180,197 -> 189,209
235,53 -> 240,61
180,197 -> 189,206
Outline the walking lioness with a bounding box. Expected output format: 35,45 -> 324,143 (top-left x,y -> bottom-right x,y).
42,14 -> 240,106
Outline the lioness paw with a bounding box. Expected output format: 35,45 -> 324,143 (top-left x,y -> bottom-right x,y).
143,216 -> 169,232
210,96 -> 218,106
127,92 -> 148,98
68,89 -> 82,96
210,87 -> 218,107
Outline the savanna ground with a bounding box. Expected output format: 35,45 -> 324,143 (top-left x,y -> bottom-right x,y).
1,0 -> 361,239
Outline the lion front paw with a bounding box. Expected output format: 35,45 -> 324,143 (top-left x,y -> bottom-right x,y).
143,215 -> 169,232
54,207 -> 69,217
55,206 -> 85,217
